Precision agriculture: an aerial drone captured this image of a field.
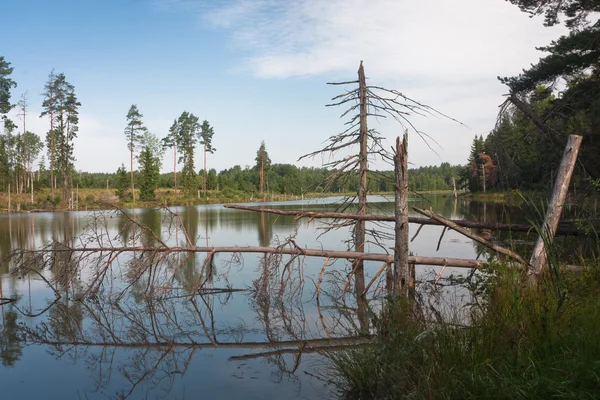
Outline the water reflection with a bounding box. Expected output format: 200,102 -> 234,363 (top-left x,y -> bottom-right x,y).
0,195 -> 587,399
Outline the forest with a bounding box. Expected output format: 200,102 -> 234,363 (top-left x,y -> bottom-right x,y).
464,0 -> 599,194
0,59 -> 464,207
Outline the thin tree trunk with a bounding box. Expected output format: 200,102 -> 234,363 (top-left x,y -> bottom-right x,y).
130,146 -> 135,203
260,152 -> 264,195
203,143 -> 207,195
173,143 -> 177,192
529,134 -> 583,284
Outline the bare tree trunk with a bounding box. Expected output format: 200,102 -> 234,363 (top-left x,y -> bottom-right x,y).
355,62 -> 368,334
203,143 -> 207,195
529,134 -> 583,284
173,143 -> 177,192
354,62 -> 368,300
481,164 -> 486,192
393,133 -> 411,297
130,147 -> 135,203
452,177 -> 457,198
50,134 -> 55,200
260,152 -> 264,195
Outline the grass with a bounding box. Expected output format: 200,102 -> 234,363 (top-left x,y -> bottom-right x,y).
327,260 -> 600,399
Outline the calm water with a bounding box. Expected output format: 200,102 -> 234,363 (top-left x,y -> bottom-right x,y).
0,195 -> 538,399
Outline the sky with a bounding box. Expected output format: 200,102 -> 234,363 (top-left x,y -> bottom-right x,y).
0,0 -> 567,173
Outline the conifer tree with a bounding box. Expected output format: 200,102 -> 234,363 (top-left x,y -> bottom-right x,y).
124,105 -> 147,202
199,120 -> 215,195
0,56 -> 16,117
137,131 -> 163,201
255,141 -> 271,195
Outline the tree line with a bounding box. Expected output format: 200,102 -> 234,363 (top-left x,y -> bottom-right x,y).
465,0 -> 599,193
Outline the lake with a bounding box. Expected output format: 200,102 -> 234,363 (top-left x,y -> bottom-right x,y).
0,195 -> 543,399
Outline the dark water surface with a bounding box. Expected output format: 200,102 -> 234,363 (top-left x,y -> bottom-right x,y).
0,195 -> 537,399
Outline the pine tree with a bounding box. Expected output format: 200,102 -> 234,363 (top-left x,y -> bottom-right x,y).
0,56 -> 17,117
255,141 -> 271,195
115,164 -> 129,201
52,73 -> 81,203
175,111 -> 200,195
199,120 -> 215,195
40,70 -> 57,198
467,135 -> 484,192
162,119 -> 179,191
124,105 -> 147,202
137,131 -> 162,201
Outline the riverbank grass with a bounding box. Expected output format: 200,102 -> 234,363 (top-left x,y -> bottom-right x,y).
328,261 -> 600,399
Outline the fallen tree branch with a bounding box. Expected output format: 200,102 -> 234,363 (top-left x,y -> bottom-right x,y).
413,207 -> 528,267
223,204 -> 583,236
13,244 -> 483,268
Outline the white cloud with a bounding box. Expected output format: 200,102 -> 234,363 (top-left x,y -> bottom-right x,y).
152,0 -> 567,167
199,0 -> 565,80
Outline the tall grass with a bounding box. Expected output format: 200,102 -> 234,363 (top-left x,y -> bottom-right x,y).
328,258 -> 600,399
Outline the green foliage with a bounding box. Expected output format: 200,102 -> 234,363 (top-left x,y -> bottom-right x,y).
40,71 -> 81,202
329,261 -> 600,399
255,141 -> 271,171
497,2 -> 599,185
206,168 -> 217,190
0,56 -> 17,116
137,132 -> 162,201
199,120 -> 216,192
408,162 -> 464,192
199,120 -> 215,154
164,111 -> 201,195
124,104 -> 146,153
114,164 -> 129,201
506,0 -> 599,28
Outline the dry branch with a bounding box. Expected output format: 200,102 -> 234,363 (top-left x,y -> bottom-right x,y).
223,204 -> 583,236
14,244 -> 483,268
413,207 -> 528,267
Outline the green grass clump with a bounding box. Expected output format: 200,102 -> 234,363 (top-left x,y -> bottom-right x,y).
328,261 -> 600,399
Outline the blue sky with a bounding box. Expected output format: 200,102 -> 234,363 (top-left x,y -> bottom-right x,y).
1,0 -> 566,173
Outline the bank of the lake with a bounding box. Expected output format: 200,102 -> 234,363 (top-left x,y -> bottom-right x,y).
1,188 -> 390,214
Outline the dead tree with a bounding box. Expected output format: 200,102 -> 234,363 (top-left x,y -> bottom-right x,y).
393,133 -> 411,297
299,61 -> 463,301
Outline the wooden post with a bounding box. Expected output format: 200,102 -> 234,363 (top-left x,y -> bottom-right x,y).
529,134 -> 583,283
393,133 -> 410,297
